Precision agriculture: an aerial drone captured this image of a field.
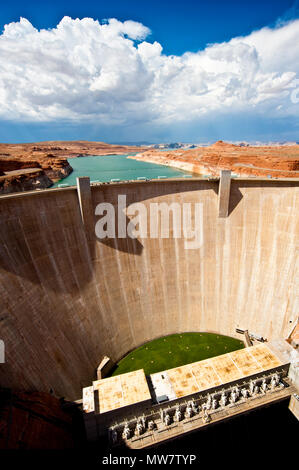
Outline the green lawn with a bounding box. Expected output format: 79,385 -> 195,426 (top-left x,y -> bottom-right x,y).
110,332 -> 244,376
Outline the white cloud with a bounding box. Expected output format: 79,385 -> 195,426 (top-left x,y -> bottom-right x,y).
0,16 -> 298,125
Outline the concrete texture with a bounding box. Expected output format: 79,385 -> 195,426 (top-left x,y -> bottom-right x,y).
289,394 -> 299,420
0,178 -> 298,399
218,170 -> 231,217
76,176 -> 94,230
92,369 -> 150,414
151,344 -> 282,400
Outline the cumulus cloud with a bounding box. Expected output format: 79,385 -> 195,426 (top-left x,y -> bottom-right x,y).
0,16 -> 298,126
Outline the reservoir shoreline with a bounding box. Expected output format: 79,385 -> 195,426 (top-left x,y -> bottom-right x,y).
53,154 -> 192,187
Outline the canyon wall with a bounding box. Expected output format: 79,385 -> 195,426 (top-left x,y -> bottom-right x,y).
0,178 -> 298,399
130,142 -> 299,178
0,169 -> 53,194
0,140 -> 146,194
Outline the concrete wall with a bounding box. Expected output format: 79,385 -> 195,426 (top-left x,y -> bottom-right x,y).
0,179 -> 298,399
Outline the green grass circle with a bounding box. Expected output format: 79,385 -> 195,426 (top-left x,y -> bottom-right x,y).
111,332 -> 244,376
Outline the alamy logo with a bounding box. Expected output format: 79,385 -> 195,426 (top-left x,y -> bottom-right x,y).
0,340 -> 4,363
95,195 -> 204,249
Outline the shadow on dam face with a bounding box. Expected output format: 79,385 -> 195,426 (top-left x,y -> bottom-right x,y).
0,180 -> 218,289
0,178 -> 298,399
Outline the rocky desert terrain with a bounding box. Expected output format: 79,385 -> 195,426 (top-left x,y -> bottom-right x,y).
0,141 -> 145,194
129,141 -> 299,178
1,140 -> 299,194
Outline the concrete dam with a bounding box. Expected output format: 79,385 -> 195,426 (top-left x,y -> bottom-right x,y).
0,177 -> 298,401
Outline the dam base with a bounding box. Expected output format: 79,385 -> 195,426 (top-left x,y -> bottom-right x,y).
82,340 -> 299,447
125,381 -> 295,449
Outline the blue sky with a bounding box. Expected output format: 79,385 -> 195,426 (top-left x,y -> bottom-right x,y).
0,0 -> 299,143
1,0 -> 297,56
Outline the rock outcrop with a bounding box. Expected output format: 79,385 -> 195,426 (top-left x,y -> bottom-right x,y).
0,169 -> 53,194
130,141 -> 299,178
0,389 -> 75,449
0,141 -> 146,194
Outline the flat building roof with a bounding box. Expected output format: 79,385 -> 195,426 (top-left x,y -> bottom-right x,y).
83,369 -> 151,414
150,344 -> 282,400
83,344 -> 285,415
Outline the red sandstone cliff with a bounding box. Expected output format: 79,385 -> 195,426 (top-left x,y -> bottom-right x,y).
0,169 -> 53,194
130,140 -> 299,178
0,140 -> 146,160
1,140 -> 298,194
0,141 -> 146,194
0,390 -> 76,449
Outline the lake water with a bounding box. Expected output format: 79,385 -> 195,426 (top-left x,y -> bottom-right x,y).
53,154 -> 192,186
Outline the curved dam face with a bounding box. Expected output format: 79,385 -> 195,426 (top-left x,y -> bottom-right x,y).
0,179 -> 298,399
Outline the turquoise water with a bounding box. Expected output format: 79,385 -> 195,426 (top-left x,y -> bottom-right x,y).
53,154 -> 192,186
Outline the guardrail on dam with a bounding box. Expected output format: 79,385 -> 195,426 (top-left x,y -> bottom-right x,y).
0,177 -> 298,399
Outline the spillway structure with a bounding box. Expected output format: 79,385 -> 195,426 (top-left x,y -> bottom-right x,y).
0,173 -> 298,445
